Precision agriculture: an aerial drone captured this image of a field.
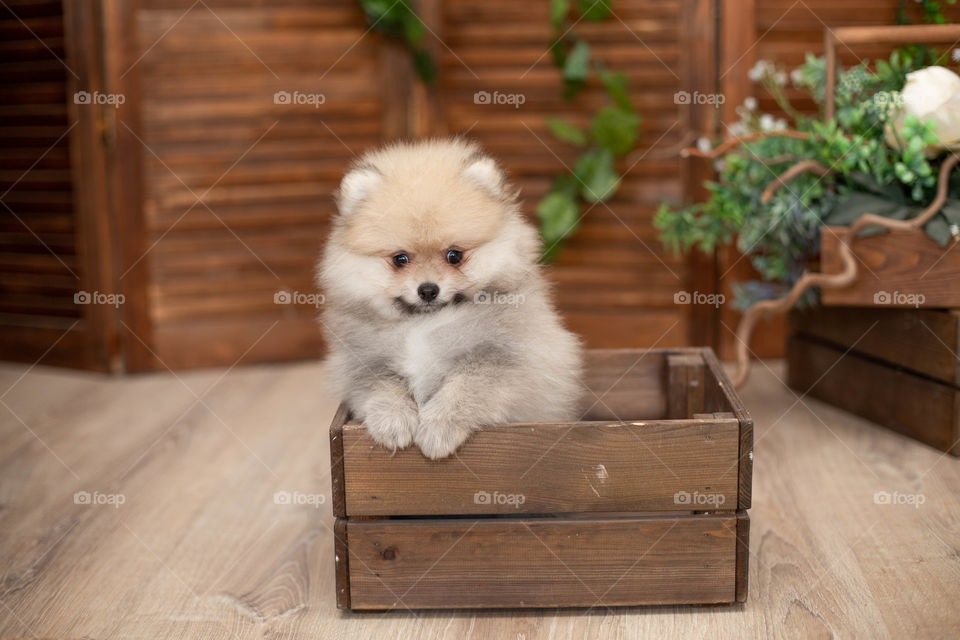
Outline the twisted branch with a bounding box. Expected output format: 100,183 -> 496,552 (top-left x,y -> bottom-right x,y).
731,153 -> 959,388
681,130 -> 811,159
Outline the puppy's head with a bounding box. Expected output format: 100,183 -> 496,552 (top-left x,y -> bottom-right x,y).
320,139 -> 540,318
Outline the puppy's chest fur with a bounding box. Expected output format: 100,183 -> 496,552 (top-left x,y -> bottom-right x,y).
388,309 -> 486,403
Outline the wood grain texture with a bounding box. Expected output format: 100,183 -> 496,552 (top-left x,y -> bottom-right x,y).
703,347 -> 753,510
2,358 -> 960,636
820,228 -> 960,308
790,307 -> 960,386
787,335 -> 960,455
341,416 -> 740,516
338,348 -> 746,516
345,513 -> 739,610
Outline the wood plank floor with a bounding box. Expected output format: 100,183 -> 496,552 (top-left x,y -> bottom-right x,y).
1,358 -> 958,639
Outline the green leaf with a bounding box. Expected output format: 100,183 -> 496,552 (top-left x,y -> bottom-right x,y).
537,191 -> 580,245
547,118 -> 587,146
599,70 -> 633,111
925,215 -> 952,247
590,106 -> 639,156
550,0 -> 569,30
411,49 -> 436,85
550,173 -> 580,199
578,0 -> 612,22
574,147 -> 620,202
563,40 -> 590,83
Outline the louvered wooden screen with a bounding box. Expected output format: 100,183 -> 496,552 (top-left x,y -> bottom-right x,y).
424,0 -> 706,348
108,0 -> 397,370
2,0 -> 954,370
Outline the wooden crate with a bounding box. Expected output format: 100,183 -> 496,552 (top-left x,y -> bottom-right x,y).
820,228 -> 960,308
329,348 -> 753,610
787,307 -> 960,456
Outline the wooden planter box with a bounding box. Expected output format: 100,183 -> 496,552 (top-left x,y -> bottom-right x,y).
329,348 -> 753,610
787,307 -> 960,455
820,227 -> 960,308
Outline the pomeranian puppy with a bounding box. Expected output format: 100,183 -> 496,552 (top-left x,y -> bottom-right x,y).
318,138 -> 582,459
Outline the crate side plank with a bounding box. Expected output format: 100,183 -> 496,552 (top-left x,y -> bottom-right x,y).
789,307 -> 960,386
334,518 -> 350,610
787,336 -> 960,455
701,347 -> 753,510
346,513 -> 739,610
581,349 -> 668,421
342,418 -> 740,516
667,353 -> 706,419
329,403 -> 349,518
735,510 -> 750,603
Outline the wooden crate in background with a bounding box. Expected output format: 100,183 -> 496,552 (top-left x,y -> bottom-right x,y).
787,307 -> 960,455
330,348 -> 753,609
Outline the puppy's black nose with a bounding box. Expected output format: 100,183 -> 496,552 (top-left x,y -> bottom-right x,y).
417,282 -> 439,302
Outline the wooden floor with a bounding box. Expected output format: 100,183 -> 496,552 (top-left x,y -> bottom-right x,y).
1,358 -> 958,639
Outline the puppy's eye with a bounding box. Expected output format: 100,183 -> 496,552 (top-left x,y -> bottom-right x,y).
445,249 -> 463,265
392,253 -> 410,268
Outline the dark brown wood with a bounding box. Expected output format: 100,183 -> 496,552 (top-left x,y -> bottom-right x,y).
790,307 -> 960,386
702,347 -> 753,510
341,416 -> 740,516
63,0 -> 118,373
333,518 -> 350,610
329,403 -> 349,518
787,335 -> 960,456
680,0 -> 720,350
735,510 -> 750,603
580,348 -> 667,421
820,228 -> 960,308
345,513 -> 739,610
667,353 -> 706,419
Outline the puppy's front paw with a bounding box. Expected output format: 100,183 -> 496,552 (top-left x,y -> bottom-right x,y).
415,402 -> 474,459
357,394 -> 418,452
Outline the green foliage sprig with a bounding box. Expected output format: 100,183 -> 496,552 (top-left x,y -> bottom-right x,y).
358,0 -> 435,85
537,0 -> 642,261
655,48 -> 960,310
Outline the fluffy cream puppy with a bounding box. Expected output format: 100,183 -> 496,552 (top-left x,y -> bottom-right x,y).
318,138 -> 582,459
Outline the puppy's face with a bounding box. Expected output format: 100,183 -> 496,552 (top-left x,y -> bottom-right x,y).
320,141 -> 540,319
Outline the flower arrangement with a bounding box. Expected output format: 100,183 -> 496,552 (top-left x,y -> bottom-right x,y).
655,48 -> 960,311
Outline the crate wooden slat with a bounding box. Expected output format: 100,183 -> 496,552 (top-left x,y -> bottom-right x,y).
787,309 -> 960,456
819,228 -> 960,308
330,347 -> 753,610
341,512 -> 745,611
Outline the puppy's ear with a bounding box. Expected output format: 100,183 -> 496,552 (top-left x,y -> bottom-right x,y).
336,164 -> 380,216
463,154 -> 508,199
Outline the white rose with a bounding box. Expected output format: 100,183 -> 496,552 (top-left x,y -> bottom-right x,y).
885,66 -> 960,152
